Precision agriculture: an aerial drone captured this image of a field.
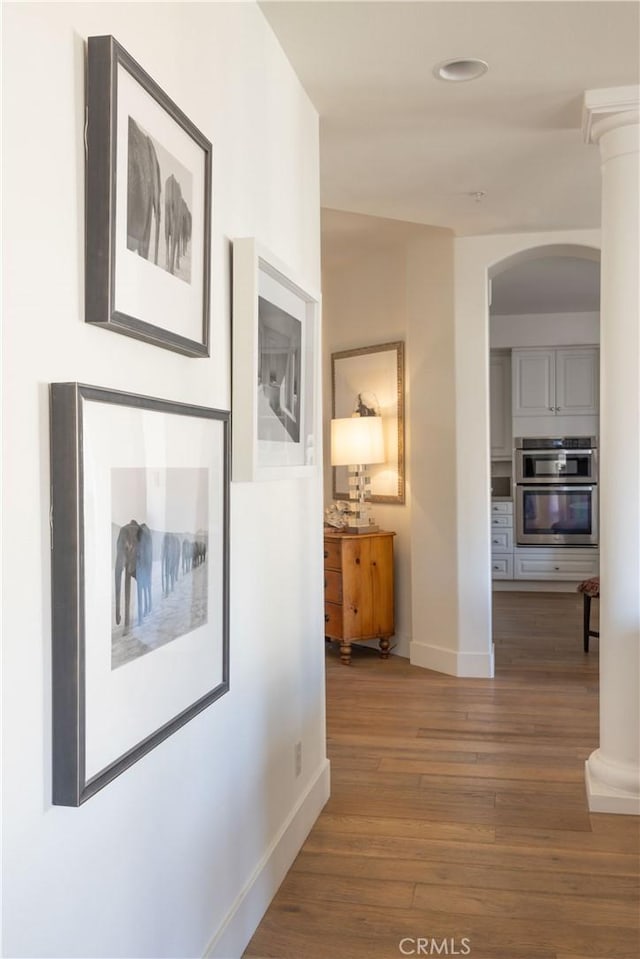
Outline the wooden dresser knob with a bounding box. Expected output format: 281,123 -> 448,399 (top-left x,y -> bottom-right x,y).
355,557 -> 360,565
324,550 -> 329,559
324,613 -> 329,623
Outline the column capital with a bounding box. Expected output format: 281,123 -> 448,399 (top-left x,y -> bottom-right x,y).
582,85 -> 640,144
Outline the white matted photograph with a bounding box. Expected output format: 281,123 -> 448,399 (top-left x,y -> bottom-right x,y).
111,467 -> 209,670
85,35 -> 212,356
232,238 -> 320,481
49,384 -> 230,806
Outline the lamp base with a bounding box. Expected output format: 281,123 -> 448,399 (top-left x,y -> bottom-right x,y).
345,497 -> 378,534
345,464 -> 378,533
345,523 -> 379,534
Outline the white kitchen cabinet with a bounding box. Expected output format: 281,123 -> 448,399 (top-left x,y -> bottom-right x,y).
514,548 -> 599,581
555,349 -> 599,415
490,500 -> 514,580
512,347 -> 599,418
490,350 -> 512,459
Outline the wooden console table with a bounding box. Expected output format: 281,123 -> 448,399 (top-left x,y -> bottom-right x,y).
323,529 -> 395,665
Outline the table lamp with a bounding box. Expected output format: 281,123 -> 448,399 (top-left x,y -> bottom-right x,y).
330,414 -> 385,532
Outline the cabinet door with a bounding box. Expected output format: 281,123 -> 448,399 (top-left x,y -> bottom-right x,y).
555,348 -> 599,416
490,351 -> 512,458
369,536 -> 395,635
512,350 -> 555,416
341,539 -> 373,639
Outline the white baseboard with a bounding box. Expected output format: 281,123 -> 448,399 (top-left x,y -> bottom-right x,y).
585,752 -> 640,816
391,633 -> 410,659
410,641 -> 495,678
204,758 -> 331,959
493,580 -> 583,593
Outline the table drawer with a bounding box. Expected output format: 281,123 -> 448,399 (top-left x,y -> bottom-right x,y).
491,555 -> 514,579
491,529 -> 513,552
324,569 -> 343,604
323,540 -> 342,570
324,602 -> 343,638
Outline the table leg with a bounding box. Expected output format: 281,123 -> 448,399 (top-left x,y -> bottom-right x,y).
339,640 -> 352,665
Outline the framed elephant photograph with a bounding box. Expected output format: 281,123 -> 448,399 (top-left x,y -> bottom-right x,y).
231,238 -> 321,482
85,35 -> 212,356
49,383 -> 230,806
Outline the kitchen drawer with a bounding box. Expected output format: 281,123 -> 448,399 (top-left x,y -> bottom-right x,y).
491,515 -> 512,528
323,540 -> 342,570
491,501 -> 513,514
491,529 -> 513,552
514,550 -> 599,581
491,555 -> 514,579
324,569 -> 343,604
324,601 -> 343,638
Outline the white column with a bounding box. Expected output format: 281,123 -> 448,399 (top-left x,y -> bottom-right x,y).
583,87 -> 640,815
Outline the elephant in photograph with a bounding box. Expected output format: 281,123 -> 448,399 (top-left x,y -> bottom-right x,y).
180,201 -> 192,258
115,520 -> 153,631
162,532 -> 181,595
127,118 -> 161,264
164,174 -> 183,275
192,540 -> 207,567
165,175 -> 192,276
182,538 -> 192,574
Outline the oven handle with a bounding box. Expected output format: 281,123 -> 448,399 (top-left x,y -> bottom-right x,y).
515,448 -> 597,455
516,484 -> 597,492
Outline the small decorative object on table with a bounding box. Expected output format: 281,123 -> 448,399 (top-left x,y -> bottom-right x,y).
324,501 -> 351,529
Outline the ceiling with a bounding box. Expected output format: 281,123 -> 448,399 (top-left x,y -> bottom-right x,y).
490,255 -> 600,314
260,0 -> 640,237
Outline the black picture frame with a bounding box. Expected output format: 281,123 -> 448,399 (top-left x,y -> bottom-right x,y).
86,35 -> 212,356
50,383 -> 230,806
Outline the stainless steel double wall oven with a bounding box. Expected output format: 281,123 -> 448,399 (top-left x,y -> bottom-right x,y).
514,437 -> 598,547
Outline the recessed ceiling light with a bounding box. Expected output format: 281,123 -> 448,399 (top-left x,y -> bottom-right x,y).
435,58 -> 488,82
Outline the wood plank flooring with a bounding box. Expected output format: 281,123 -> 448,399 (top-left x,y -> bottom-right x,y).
244,592 -> 639,959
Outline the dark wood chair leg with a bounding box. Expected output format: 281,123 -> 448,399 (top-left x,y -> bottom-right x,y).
583,593 -> 591,653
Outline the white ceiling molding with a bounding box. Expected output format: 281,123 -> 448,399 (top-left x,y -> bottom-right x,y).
583,85 -> 640,142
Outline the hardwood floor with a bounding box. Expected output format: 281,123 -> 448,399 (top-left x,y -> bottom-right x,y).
244,592 -> 639,959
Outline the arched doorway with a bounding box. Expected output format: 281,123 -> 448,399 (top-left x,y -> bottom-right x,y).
451,230 -> 601,682
487,244 -> 601,670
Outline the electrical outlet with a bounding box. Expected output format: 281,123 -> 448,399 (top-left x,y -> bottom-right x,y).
294,741 -> 302,778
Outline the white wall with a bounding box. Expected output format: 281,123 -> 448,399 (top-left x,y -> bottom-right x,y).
454,232 -> 601,676
321,209 -> 455,660
322,215 -> 603,681
2,4 -> 327,958
490,311 -> 600,348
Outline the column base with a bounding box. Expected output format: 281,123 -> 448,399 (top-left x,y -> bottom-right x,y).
585,749 -> 640,815
410,640 -> 495,678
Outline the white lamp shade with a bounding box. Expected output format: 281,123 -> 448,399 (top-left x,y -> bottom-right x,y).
331,416 -> 385,467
